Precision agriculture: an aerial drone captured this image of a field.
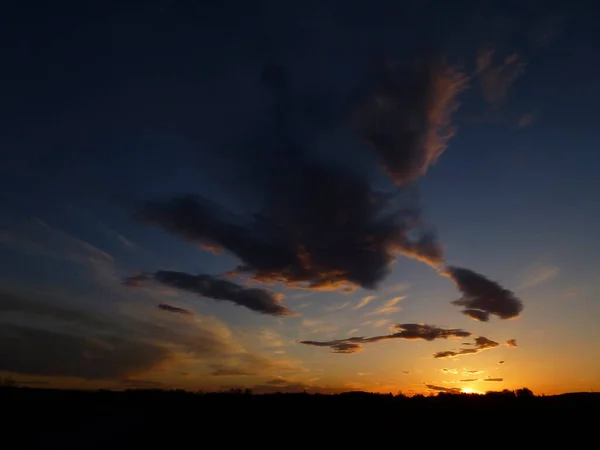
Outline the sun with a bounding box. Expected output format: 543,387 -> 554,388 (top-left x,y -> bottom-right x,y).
461,387 -> 481,394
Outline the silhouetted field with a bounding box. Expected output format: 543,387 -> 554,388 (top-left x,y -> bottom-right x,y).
2,386 -> 597,448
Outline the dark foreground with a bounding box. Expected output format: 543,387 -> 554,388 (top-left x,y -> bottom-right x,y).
2,387 -> 598,448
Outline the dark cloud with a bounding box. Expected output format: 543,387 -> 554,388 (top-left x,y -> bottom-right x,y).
354,56 -> 468,185
157,303 -> 193,315
0,325 -> 169,379
462,309 -> 490,322
300,323 -> 472,354
499,361 -> 505,364
484,378 -> 504,382
133,56 -> 470,301
425,384 -> 461,393
506,339 -> 518,348
444,267 -> 523,321
128,271 -> 292,316
433,336 -> 500,359
460,379 -> 478,382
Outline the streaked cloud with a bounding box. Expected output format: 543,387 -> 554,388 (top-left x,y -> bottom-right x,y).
125,271 -> 293,317
366,296 -> 405,316
301,323 -> 472,354
518,266 -> 558,290
157,303 -> 193,315
354,295 -> 376,310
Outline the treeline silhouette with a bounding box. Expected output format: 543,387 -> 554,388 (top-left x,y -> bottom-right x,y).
2,385 -> 596,448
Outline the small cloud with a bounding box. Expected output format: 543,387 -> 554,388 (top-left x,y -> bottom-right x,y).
425,384 -> 461,393
366,296 -> 406,316
475,49 -> 526,104
484,378 -> 503,382
433,336 -> 500,359
157,303 -> 193,315
326,302 -> 350,311
463,370 -> 483,375
516,112 -> 535,129
372,319 -> 391,328
210,367 -> 256,376
499,361 -> 505,364
258,329 -> 285,348
442,368 -> 458,374
117,234 -> 136,249
506,339 -> 518,348
354,296 -> 376,310
266,377 -> 290,385
402,371 -> 409,374
459,379 -> 478,382
518,266 -> 558,290
443,267 -> 523,321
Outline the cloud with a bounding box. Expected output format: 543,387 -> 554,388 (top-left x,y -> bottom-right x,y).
326,302 -> 350,311
134,56 -> 470,297
460,379 -> 478,382
463,370 -> 483,375
484,378 -> 503,382
433,336 -> 500,359
353,296 -> 376,310
117,234 -> 136,249
266,377 -> 291,385
442,368 -> 458,374
366,296 -> 405,316
443,267 -> 523,321
126,271 -> 292,316
354,56 -> 468,185
301,323 -> 472,354
499,361 -> 505,364
518,266 -> 558,290
157,303 -> 193,315
0,324 -> 169,379
476,49 -> 526,104
0,286 -> 280,380
0,218 -> 113,266
506,339 -> 518,348
425,384 -> 461,393
209,366 -> 256,376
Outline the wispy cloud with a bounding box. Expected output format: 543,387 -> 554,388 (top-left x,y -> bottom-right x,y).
475,49 -> 526,104
505,339 -> 518,348
117,234 -> 136,249
0,218 -> 113,266
517,266 -> 558,290
353,296 -> 376,310
366,296 -> 405,316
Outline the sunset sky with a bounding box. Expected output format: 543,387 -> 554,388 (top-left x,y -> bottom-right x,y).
1,0 -> 599,395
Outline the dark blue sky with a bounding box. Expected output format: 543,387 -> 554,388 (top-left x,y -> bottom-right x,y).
0,0 -> 599,393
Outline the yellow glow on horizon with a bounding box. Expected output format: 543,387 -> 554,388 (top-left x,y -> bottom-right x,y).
461,387 -> 481,394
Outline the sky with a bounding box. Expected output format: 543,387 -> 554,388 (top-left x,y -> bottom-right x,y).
1,0 -> 599,395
